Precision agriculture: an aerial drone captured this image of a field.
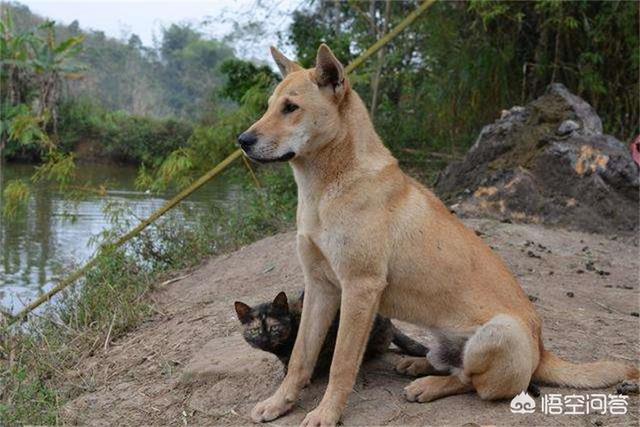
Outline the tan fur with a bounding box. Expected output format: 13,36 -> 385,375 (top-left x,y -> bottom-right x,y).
396,356 -> 441,377
404,375 -> 474,403
243,45 -> 637,427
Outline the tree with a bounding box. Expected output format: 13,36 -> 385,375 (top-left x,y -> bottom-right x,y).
1,10 -> 42,156
30,21 -> 84,135
286,0 -> 638,162
158,23 -> 234,117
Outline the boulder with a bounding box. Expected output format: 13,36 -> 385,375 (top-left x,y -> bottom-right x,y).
435,83 -> 639,234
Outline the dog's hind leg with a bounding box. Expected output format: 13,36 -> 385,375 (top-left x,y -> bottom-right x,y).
251,236 -> 340,423
404,375 -> 474,403
463,314 -> 538,400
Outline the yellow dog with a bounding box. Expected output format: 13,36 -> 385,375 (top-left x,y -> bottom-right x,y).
237,44 -> 638,427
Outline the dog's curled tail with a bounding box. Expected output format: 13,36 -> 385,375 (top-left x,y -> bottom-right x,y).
391,327 -> 428,357
533,350 -> 639,388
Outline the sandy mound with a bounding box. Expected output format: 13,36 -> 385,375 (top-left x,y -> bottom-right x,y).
435,84 -> 639,234
60,219 -> 639,426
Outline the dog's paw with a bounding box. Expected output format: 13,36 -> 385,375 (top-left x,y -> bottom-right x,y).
301,404 -> 341,427
403,376 -> 444,403
251,394 -> 294,423
396,357 -> 431,377
616,380 -> 639,395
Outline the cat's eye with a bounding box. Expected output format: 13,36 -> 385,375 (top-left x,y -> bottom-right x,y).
282,101 -> 299,114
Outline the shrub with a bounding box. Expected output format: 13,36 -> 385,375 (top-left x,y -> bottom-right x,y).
57,98 -> 193,165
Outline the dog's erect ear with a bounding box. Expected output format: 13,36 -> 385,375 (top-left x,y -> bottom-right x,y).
272,291 -> 289,312
314,44 -> 346,94
234,301 -> 252,323
270,46 -> 302,77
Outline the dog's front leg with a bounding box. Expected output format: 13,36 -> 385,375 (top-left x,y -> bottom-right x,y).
251,237 -> 340,423
302,277 -> 384,427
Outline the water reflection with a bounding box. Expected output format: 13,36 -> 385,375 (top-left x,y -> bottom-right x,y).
0,161 -> 235,313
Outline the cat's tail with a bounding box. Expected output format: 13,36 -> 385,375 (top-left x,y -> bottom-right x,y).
391,326 -> 428,357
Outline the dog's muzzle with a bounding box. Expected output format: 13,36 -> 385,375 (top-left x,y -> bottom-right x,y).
246,151 -> 295,163
237,132 -> 295,163
237,131 -> 258,151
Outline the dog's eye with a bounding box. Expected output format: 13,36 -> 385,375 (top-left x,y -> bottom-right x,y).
282,102 -> 299,114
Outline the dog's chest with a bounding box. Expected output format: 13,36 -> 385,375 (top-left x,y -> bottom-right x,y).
297,209 -> 344,284
297,204 -> 340,250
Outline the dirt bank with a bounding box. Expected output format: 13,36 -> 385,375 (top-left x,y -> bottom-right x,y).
61,219 -> 639,426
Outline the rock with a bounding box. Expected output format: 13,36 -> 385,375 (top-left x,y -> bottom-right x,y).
435,83 -> 639,234
558,119 -> 580,135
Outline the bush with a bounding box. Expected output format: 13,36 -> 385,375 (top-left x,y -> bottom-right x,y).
57,98 -> 193,165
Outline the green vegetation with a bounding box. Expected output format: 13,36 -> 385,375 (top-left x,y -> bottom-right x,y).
139,60 -> 279,191
2,2 -> 235,119
288,0 -> 638,164
57,99 -> 193,165
0,10 -> 82,158
3,0 -> 637,181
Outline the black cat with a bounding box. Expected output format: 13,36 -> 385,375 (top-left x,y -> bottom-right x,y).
234,291 -> 428,376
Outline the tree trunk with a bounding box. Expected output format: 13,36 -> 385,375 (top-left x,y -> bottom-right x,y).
530,14 -> 549,98
369,0 -> 391,119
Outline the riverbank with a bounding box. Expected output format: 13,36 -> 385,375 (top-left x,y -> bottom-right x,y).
59,218 -> 639,426
0,160 -> 242,313
0,162 -> 297,424
2,99 -> 194,165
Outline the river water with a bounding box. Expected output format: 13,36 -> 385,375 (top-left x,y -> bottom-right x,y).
0,161 -> 236,314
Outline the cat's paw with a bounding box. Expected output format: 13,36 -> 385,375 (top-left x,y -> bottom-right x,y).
301,404 -> 341,427
251,394 -> 294,423
396,356 -> 431,376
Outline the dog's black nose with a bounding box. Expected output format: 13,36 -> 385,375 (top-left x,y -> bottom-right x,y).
238,132 -> 258,149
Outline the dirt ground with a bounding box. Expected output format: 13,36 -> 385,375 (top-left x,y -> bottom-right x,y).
61,218 -> 639,426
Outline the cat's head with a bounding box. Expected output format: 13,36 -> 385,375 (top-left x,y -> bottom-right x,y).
234,291 -> 295,351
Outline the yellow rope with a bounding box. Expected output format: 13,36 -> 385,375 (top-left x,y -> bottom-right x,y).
4,0 -> 437,325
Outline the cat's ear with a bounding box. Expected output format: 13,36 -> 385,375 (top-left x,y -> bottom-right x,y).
234,301 -> 252,323
272,291 -> 289,312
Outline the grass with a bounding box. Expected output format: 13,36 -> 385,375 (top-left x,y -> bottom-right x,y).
0,164 -> 297,425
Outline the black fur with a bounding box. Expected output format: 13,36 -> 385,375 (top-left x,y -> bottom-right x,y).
428,332 -> 469,371
391,327 -> 428,357
234,291 -> 429,376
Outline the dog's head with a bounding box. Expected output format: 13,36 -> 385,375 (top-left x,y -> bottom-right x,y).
237,44 -> 350,163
